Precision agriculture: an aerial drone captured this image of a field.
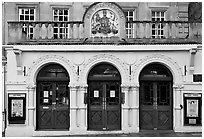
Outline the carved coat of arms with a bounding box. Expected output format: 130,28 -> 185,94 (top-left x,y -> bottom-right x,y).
91,9 -> 119,36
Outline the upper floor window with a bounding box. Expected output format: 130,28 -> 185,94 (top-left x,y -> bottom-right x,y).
152,11 -> 165,39
19,8 -> 35,39
125,10 -> 135,38
53,9 -> 69,39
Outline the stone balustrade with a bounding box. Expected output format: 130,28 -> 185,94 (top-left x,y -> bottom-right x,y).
7,21 -> 201,44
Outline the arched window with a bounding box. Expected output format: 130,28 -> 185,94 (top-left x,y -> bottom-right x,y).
139,63 -> 172,81
37,64 -> 69,81
88,63 -> 121,81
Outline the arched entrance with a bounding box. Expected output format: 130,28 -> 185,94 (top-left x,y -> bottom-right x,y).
139,63 -> 173,130
36,64 -> 70,130
87,63 -> 121,130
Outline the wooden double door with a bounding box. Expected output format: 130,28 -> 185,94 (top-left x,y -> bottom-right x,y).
139,81 -> 173,130
88,81 -> 121,130
37,82 -> 70,130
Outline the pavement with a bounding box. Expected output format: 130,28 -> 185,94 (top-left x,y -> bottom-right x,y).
3,131 -> 202,137
43,131 -> 202,137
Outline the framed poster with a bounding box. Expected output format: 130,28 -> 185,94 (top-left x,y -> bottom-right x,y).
184,93 -> 202,125
43,91 -> 49,98
110,90 -> 115,97
11,99 -> 23,117
187,99 -> 198,117
94,90 -> 99,98
8,93 -> 26,124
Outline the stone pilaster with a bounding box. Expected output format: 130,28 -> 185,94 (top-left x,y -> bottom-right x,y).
130,83 -> 139,132
69,84 -> 78,131
77,84 -> 88,131
173,84 -> 184,131
121,84 -> 130,132
27,84 -> 36,129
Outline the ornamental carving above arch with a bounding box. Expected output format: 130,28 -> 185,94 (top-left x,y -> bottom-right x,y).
79,53 -> 129,84
83,2 -> 126,38
132,53 -> 183,84
26,54 -> 76,87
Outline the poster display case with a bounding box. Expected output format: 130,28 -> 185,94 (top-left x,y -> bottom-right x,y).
184,93 -> 202,125
8,93 -> 26,124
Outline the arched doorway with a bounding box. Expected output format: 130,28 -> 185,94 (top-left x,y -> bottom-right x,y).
36,64 -> 70,130
139,63 -> 173,130
87,63 -> 122,130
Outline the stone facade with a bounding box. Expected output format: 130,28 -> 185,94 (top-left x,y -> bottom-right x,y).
2,2 -> 202,137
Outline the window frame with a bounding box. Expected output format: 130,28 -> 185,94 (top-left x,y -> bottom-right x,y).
16,3 -> 39,39
18,7 -> 36,39
52,8 -> 70,39
151,10 -> 165,39
124,8 -> 136,38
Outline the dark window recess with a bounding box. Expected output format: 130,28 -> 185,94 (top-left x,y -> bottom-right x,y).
193,74 -> 202,82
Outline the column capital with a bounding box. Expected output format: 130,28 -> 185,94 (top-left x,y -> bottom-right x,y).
173,84 -> 184,89
27,83 -> 36,90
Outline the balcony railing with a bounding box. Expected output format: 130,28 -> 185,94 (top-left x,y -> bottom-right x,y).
7,21 -> 201,45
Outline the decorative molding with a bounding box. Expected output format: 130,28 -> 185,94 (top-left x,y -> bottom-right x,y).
132,53 -> 183,84
26,54 -> 76,87
80,53 -> 128,84
84,2 -> 125,20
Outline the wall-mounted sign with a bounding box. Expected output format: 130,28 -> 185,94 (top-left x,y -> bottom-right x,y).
187,99 -> 198,117
94,90 -> 99,98
8,93 -> 26,124
184,93 -> 202,125
44,91 -> 49,98
110,90 -> 115,98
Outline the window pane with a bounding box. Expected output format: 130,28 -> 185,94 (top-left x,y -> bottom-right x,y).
59,16 -> 63,21
54,16 -> 58,21
129,11 -> 133,16
64,16 -> 68,21
64,10 -> 68,15
21,9 -> 24,14
25,15 -> 29,20
30,16 -> 34,21
59,10 -> 63,15
30,9 -> 34,14
25,9 -> 29,14
54,10 -> 58,15
20,15 -> 24,20
54,28 -> 58,33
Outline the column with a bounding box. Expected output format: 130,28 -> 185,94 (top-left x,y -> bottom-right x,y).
131,83 -> 139,132
69,84 -> 78,131
77,84 -> 88,131
27,84 -> 36,130
173,84 -> 182,131
121,84 -> 129,132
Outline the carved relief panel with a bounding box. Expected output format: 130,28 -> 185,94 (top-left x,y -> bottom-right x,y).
83,2 -> 126,38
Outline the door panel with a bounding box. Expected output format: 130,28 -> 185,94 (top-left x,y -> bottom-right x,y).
88,82 -> 121,130
37,82 -> 70,130
140,81 -> 172,130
